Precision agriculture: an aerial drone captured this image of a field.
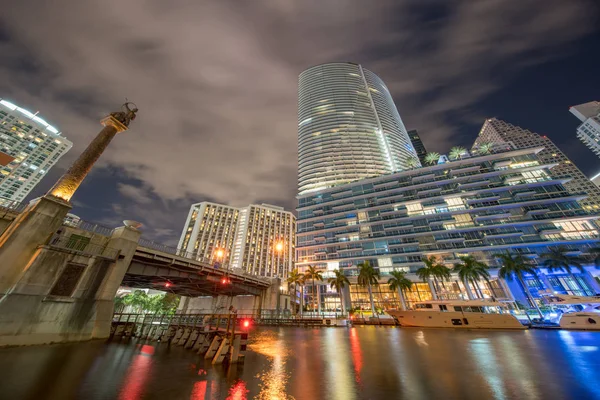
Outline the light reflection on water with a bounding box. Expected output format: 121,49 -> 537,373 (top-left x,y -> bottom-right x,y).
0,327 -> 599,399
248,330 -> 294,400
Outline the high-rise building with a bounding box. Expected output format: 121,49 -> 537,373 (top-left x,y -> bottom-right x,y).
297,62 -> 419,195
408,129 -> 428,165
0,99 -> 72,202
296,147 -> 600,311
570,101 -> 600,158
473,118 -> 600,210
178,202 -> 295,278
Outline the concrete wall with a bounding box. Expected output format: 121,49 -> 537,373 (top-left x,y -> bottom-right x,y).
0,197 -> 141,347
0,246 -> 114,346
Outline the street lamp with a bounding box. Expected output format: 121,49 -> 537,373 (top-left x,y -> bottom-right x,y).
275,241 -> 284,253
274,240 -> 285,317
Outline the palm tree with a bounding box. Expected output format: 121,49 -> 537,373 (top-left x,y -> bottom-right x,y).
357,261 -> 380,315
433,262 -> 451,295
416,256 -> 437,299
328,269 -> 350,315
449,146 -> 467,160
453,256 -> 490,299
304,265 -> 324,314
541,246 -> 586,294
388,270 -> 413,310
287,268 -> 305,316
406,157 -> 419,169
476,142 -> 493,155
493,251 -> 543,319
424,152 -> 441,165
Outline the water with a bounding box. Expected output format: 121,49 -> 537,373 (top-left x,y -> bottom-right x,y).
1,327 -> 599,400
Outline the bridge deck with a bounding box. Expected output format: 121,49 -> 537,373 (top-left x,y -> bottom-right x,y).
122,246 -> 270,297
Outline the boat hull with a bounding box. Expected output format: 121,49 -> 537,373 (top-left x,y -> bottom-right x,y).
387,310 -> 526,330
559,313 -> 600,330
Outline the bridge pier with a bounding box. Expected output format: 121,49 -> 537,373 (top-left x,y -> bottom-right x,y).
0,215 -> 141,346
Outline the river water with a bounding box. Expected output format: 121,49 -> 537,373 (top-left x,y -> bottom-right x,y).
1,327 -> 599,400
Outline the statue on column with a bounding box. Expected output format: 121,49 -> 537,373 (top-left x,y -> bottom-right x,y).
48,102 -> 138,202
109,102 -> 138,127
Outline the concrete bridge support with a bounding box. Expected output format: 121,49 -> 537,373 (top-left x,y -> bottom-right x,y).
0,194 -> 141,346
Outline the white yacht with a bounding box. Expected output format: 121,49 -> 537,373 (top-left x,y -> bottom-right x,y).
540,293 -> 600,330
387,300 -> 526,330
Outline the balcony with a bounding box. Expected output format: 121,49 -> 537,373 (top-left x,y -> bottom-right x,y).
474,213 -> 511,222
483,232 -> 523,240
435,237 -> 466,244
466,195 -> 500,204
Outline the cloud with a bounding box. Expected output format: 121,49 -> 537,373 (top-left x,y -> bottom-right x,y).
0,0 -> 595,232
117,183 -> 153,205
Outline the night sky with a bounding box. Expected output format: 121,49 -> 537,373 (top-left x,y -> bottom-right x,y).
1,1 -> 599,245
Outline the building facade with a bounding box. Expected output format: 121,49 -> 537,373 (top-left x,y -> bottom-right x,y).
295,147 -> 600,312
178,202 -> 295,278
570,101 -> 600,158
408,129 -> 428,166
298,62 -> 419,195
473,118 -> 600,210
0,99 -> 72,202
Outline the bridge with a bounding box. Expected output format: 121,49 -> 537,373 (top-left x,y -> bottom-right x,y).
124,239 -> 271,297
0,200 -> 272,298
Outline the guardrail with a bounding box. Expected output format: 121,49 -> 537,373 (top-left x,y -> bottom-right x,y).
137,237 -> 217,264
64,219 -> 114,236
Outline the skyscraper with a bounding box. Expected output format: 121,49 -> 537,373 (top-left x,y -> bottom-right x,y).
407,129 -> 428,165
297,62 -> 419,195
178,202 -> 295,278
473,118 -> 600,210
570,101 -> 600,158
296,147 -> 600,311
0,99 -> 72,202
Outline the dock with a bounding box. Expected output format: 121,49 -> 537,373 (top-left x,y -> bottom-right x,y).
110,313 -> 249,364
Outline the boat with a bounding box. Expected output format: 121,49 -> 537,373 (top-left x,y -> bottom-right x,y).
386,300 -> 526,330
539,292 -> 600,331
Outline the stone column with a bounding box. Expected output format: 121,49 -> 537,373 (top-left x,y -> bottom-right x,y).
48,116 -> 128,202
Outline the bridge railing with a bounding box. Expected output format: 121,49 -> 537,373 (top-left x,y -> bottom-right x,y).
63,218 -> 114,236
138,237 -> 210,263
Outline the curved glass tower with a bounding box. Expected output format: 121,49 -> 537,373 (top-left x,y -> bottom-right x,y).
298,62 -> 418,195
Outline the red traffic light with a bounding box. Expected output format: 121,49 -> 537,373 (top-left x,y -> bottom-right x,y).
243,320 -> 250,328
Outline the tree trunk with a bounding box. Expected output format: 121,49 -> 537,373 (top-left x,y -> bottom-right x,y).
433,277 -> 442,299
299,284 -> 304,317
463,278 -> 474,300
317,284 -> 321,315
368,284 -> 376,315
339,288 -> 346,315
473,279 -> 484,298
312,278 -> 316,313
428,279 -> 438,300
518,275 -> 543,319
398,288 -> 407,311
